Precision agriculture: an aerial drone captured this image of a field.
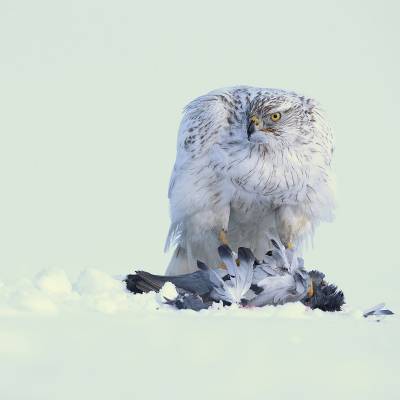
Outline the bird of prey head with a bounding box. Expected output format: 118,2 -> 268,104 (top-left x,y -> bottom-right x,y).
247,93 -> 319,146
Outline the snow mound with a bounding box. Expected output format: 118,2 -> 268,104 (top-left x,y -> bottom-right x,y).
36,268 -> 73,296
0,268 -> 159,316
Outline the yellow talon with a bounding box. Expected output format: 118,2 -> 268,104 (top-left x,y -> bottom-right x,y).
307,280 -> 314,298
287,242 -> 294,250
218,229 -> 229,246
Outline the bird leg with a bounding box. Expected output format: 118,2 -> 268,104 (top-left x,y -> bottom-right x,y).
217,229 -> 241,266
218,229 -> 229,246
306,279 -> 314,298
218,229 -> 230,269
281,229 -> 297,250
277,207 -> 310,250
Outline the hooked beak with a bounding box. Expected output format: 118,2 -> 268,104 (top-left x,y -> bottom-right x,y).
247,120 -> 256,138
247,121 -> 276,139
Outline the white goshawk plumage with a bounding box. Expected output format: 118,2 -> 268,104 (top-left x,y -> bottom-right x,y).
165,86 -> 335,275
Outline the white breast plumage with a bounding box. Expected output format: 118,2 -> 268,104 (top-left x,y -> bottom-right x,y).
165,86 -> 335,275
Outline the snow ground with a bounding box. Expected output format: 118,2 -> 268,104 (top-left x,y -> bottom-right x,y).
0,268 -> 398,400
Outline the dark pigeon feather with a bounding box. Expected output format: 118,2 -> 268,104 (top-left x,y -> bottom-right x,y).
125,270 -> 214,296
302,272 -> 345,312
165,291 -> 210,311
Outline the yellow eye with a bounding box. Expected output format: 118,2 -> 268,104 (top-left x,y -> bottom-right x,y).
270,112 -> 281,122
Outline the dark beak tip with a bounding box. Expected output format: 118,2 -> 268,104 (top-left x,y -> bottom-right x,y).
247,122 -> 255,138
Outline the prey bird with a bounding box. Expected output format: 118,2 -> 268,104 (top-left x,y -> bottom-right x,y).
126,240 -> 344,312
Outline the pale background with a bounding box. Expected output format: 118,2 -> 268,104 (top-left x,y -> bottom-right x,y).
1,0 -> 399,310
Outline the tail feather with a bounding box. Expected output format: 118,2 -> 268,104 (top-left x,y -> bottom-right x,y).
136,271 -> 169,291
165,246 -> 193,275
164,223 -> 182,253
166,232 -> 222,275
125,271 -> 169,294
125,268 -> 214,296
125,274 -> 154,294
